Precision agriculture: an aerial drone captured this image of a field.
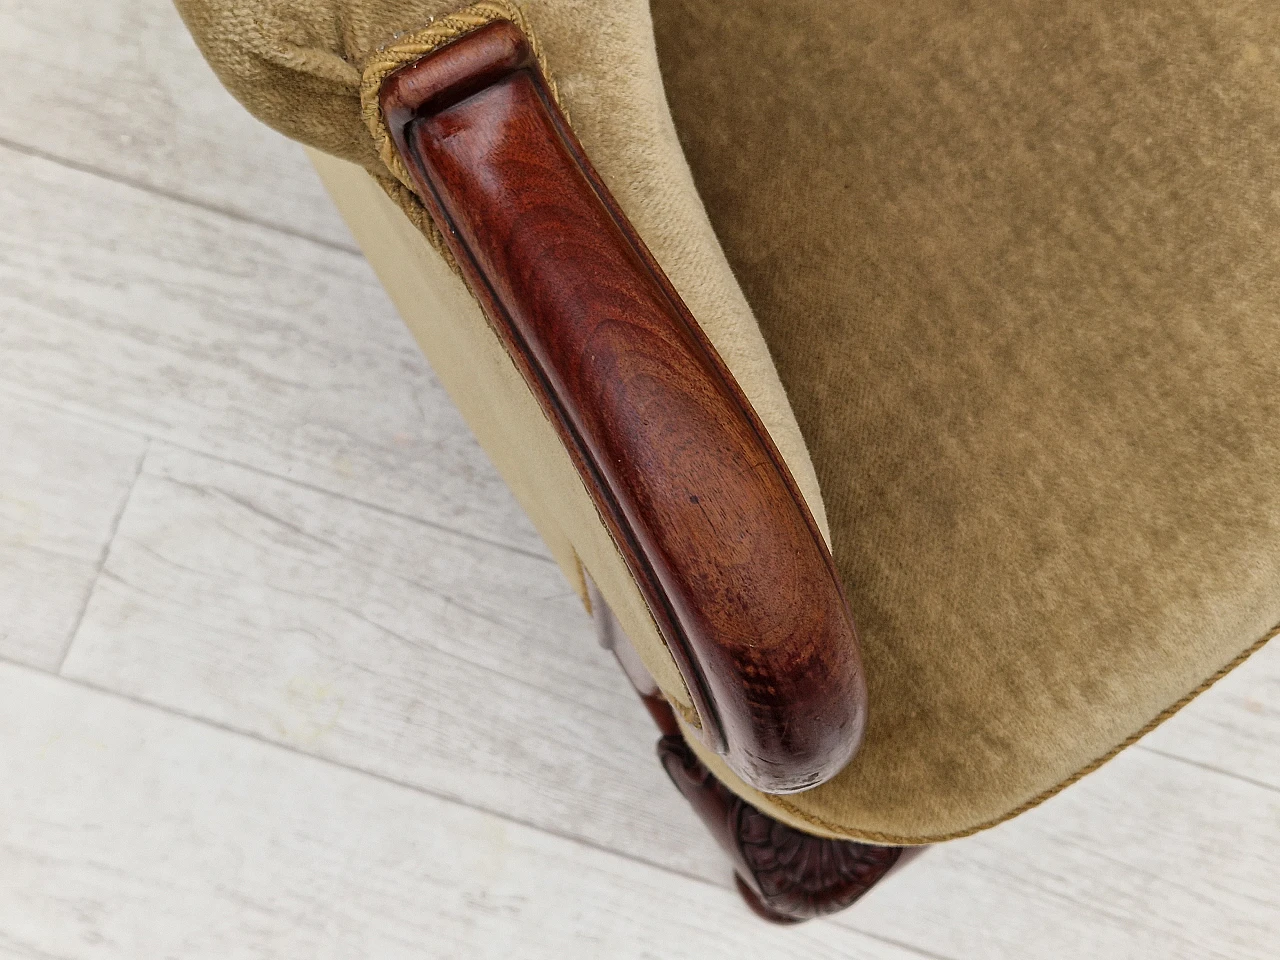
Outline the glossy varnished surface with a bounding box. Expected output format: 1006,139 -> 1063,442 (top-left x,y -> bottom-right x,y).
380,20 -> 866,793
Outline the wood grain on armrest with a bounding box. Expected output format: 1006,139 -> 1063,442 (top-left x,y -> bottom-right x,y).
379,19 -> 865,793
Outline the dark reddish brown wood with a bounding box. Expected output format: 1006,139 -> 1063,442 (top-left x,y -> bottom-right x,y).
652,698 -> 901,924
380,19 -> 866,792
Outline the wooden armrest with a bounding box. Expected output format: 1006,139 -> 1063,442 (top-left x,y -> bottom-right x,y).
379,19 -> 865,793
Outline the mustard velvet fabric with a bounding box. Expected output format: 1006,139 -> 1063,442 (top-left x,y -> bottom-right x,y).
653,0 -> 1280,840
178,0 -> 1279,842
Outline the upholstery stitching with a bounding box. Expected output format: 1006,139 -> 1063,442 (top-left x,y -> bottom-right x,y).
356,1 -> 563,270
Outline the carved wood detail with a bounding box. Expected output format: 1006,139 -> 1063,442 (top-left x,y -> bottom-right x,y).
379,19 -> 866,792
657,729 -> 901,924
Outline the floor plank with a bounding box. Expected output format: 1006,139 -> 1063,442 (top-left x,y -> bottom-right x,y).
0,397 -> 145,669
0,663 -> 929,960
61,442 -> 727,881
0,0 -> 353,250
0,144 -> 542,557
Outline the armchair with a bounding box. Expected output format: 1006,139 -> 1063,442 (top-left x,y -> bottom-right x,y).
175,0 -> 1280,923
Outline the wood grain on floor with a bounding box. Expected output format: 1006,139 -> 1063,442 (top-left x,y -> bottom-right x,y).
0,143 -> 542,557
0,399 -> 144,670
0,2 -> 1275,958
0,663 -> 928,960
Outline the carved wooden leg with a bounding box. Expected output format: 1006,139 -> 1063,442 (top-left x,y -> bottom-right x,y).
655,710 -> 901,924
589,578 -> 902,923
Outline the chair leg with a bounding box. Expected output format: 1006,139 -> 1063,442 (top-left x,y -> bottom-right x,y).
586,576 -> 902,923
655,711 -> 901,924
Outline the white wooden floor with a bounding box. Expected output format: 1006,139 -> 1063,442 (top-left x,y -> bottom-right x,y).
1,3 -> 1277,957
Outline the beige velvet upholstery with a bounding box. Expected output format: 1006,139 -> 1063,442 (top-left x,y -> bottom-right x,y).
179,0 -> 1279,843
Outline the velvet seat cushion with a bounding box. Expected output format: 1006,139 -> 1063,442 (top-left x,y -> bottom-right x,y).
178,0 -> 1279,843
653,0 -> 1280,840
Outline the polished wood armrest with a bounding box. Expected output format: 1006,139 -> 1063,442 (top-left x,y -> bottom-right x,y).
379,19 -> 865,793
